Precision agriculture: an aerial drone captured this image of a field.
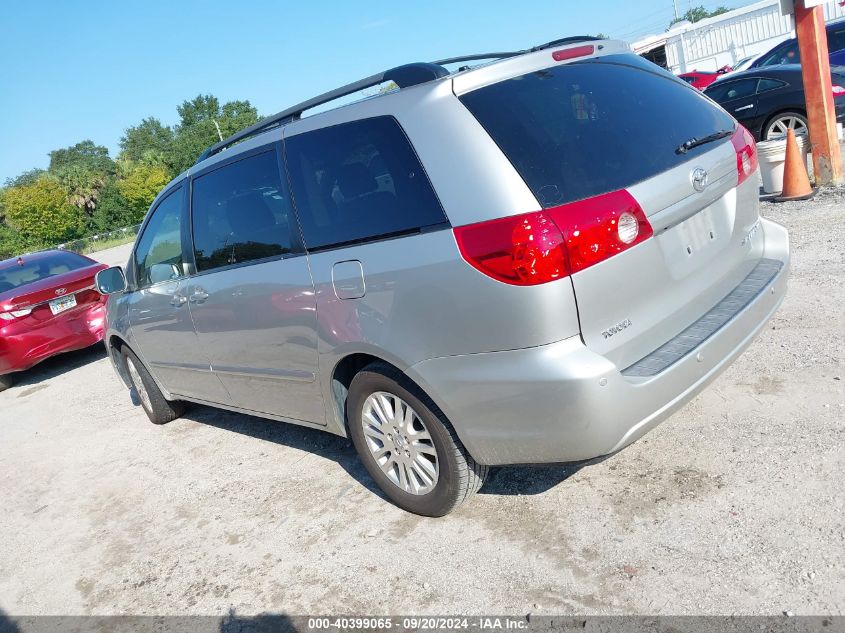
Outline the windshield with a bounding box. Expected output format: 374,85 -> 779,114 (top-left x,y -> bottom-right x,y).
459,55 -> 736,208
0,251 -> 92,293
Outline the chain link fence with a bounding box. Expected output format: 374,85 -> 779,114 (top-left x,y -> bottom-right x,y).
55,222 -> 142,254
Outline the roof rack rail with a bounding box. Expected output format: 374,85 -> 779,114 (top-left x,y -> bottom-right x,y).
194,36 -> 603,165
194,62 -> 449,165
433,51 -> 524,65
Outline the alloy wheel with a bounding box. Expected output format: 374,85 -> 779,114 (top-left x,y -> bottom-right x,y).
361,391 -> 439,495
766,115 -> 807,140
126,356 -> 152,412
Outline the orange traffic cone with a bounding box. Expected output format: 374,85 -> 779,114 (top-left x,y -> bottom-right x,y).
775,128 -> 815,202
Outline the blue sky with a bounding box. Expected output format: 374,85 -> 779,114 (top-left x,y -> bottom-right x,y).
0,0 -> 749,182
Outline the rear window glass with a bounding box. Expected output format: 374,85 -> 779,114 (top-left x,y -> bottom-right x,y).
284,116 -> 447,251
459,56 -> 736,208
0,251 -> 92,293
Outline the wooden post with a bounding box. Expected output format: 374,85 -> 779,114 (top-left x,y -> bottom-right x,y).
793,0 -> 844,185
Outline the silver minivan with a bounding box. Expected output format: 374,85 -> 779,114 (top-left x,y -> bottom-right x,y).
96,38 -> 789,516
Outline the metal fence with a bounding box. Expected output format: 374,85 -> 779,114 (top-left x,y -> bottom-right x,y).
55,222 -> 142,254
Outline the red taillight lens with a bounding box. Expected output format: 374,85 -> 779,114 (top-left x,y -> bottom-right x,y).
552,45 -> 595,62
454,210 -> 568,285
549,189 -> 652,274
731,125 -> 758,185
454,189 -> 652,285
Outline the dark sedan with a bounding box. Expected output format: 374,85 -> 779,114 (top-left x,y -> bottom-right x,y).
703,65 -> 845,141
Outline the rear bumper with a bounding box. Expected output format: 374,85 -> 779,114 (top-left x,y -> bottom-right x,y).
0,303 -> 107,375
406,218 -> 790,466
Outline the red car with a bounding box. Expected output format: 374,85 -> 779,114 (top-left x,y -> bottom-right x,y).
0,250 -> 108,391
678,66 -> 732,90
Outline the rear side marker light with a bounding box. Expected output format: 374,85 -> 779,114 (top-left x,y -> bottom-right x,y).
552,45 -> 595,62
454,189 -> 652,286
731,125 -> 758,186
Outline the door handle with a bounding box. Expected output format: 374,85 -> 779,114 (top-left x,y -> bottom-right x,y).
189,289 -> 209,304
170,295 -> 187,307
734,104 -> 754,112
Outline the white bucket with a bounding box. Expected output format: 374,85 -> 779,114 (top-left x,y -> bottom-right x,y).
757,133 -> 809,194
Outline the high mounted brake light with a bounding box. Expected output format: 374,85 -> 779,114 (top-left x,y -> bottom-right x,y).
454,190 -> 652,286
552,45 -> 595,62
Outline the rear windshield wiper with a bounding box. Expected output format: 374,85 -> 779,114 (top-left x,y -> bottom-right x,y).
675,129 -> 734,154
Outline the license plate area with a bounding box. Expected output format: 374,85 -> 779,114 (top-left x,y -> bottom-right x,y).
655,203 -> 732,280
49,294 -> 77,315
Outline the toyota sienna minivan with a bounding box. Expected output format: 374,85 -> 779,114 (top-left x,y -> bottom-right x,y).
96,38 -> 790,516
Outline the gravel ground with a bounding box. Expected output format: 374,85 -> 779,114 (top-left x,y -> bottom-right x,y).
0,188 -> 843,617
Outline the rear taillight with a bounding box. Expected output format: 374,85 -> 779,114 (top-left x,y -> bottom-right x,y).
453,210 -> 567,285
731,125 -> 758,185
833,85 -> 845,98
454,189 -> 652,285
0,308 -> 32,321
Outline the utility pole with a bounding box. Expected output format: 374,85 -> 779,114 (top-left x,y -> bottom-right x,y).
793,0 -> 843,185
672,0 -> 680,21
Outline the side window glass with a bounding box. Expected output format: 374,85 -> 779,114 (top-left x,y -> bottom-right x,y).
724,79 -> 758,100
284,116 -> 447,250
134,187 -> 185,288
757,78 -> 785,93
704,82 -> 732,101
762,42 -> 799,66
191,150 -> 300,273
828,28 -> 845,52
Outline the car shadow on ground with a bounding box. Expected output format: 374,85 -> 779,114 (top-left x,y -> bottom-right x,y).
4,344 -> 108,392
181,403 -> 591,500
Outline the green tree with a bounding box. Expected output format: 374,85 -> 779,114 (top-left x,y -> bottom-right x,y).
48,140 -> 115,175
120,117 -> 174,165
1,177 -> 86,244
167,95 -> 260,175
53,164 -> 106,213
89,179 -> 132,232
116,164 -> 171,222
669,5 -> 730,28
176,95 -> 221,128
4,168 -> 46,188
0,223 -> 31,259
48,140 -> 116,216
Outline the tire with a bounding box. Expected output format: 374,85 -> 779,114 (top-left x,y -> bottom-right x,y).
121,346 -> 185,425
347,362 -> 488,516
0,373 -> 15,393
764,111 -> 808,140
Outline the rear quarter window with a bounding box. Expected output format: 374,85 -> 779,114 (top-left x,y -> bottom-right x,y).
459,56 -> 736,207
284,116 -> 447,251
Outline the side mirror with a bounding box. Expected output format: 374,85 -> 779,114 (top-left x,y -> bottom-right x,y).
95,266 -> 127,295
148,263 -> 181,284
